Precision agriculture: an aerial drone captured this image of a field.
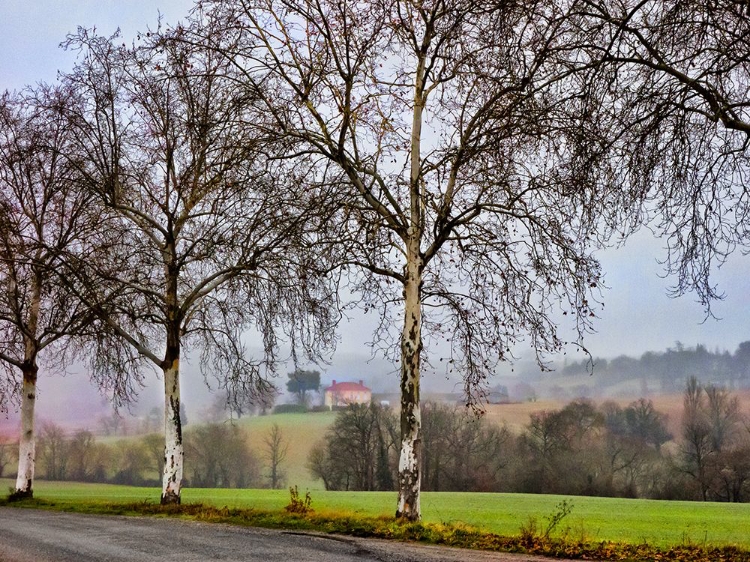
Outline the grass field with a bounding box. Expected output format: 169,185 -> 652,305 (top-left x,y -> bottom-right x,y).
3,479 -> 749,549
236,411 -> 337,489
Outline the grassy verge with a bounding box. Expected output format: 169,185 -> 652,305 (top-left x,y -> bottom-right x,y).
2,480 -> 750,561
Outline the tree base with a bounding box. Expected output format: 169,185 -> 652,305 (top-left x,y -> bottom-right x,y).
395,508 -> 420,522
160,491 -> 181,505
8,488 -> 33,502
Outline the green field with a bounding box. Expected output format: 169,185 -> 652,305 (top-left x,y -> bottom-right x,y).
3,479 -> 749,549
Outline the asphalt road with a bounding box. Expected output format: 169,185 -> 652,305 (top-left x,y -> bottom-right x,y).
0,508 -> 572,562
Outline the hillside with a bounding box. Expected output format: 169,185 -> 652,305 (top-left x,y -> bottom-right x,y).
236,390 -> 750,491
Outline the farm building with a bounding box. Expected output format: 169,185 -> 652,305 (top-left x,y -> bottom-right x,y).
324,380 -> 372,408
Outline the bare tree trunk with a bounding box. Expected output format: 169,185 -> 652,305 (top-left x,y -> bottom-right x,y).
161,354 -> 183,504
396,238 -> 423,520
14,366 -> 38,498
161,248 -> 184,504
265,423 -> 288,489
396,44 -> 427,520
14,273 -> 42,499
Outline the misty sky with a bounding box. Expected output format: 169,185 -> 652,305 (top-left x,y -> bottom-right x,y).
1,0 -> 749,404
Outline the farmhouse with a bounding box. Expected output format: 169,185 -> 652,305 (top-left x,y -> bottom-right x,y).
324,380 -> 371,408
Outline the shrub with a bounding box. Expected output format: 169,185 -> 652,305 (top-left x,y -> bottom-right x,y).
285,486 -> 312,514
273,404 -> 307,414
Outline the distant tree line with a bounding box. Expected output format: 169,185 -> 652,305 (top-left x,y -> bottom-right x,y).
560,342 -> 750,391
310,381 -> 750,502
0,422 -> 288,490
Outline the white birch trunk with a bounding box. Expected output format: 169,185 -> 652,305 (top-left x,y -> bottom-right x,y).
14,372 -> 37,497
161,360 -> 183,504
395,44 -> 427,521
13,272 -> 41,499
396,237 -> 423,520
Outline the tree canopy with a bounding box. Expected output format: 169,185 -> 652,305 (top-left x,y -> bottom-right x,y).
54,26 -> 339,504
190,0 -> 631,519
286,369 -> 321,406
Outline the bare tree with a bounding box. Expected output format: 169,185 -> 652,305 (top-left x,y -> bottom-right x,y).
307,403 -> 396,491
186,423 -> 260,488
195,0 -> 622,519
575,1 -> 750,309
680,377 -> 745,500
37,422 -> 70,481
0,438 -> 13,478
60,28 -> 338,504
681,378 -> 719,500
306,443 -> 333,490
263,422 -> 288,489
0,86 -> 94,498
704,384 -> 741,453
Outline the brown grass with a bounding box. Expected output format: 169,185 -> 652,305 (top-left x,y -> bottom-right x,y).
482,389 -> 750,438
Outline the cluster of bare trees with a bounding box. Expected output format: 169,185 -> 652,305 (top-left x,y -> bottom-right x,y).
15,423 -> 161,485
681,378 -> 750,502
2,0 -> 750,519
314,390 -> 750,502
4,420 -> 287,490
0,25 -> 337,503
519,387 -> 750,502
515,399 -> 672,498
307,403 -> 397,491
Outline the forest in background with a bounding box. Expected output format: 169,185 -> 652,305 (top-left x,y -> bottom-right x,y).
522,341 -> 750,397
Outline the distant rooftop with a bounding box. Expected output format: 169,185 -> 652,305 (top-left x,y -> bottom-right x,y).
325,380 -> 370,392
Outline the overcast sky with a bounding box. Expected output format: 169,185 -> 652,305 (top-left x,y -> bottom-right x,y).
1,1 -> 749,396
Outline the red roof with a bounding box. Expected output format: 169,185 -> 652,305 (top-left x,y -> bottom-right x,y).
325,380 -> 370,392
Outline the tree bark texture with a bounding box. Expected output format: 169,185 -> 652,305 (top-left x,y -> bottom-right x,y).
14,367 -> 38,498
396,47 -> 427,521
396,239 -> 423,520
161,359 -> 183,504
14,273 -> 42,498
